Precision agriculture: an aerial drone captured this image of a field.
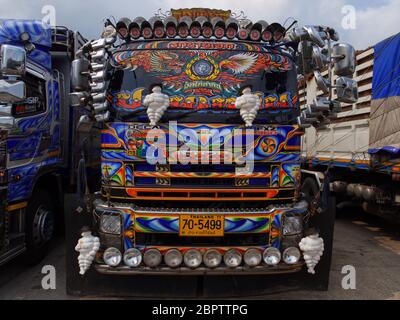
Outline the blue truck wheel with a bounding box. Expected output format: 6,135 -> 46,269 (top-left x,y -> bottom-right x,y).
23,189 -> 56,265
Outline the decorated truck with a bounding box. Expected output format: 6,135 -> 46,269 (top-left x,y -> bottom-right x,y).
0,20 -> 86,265
67,8 -> 358,295
301,32 -> 400,222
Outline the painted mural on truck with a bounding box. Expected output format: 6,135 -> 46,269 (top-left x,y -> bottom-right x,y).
111,40 -> 298,113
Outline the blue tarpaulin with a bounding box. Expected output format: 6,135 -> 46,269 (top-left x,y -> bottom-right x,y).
372,33 -> 400,100
368,33 -> 400,155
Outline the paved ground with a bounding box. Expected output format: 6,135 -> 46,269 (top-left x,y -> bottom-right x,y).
1,208 -> 400,300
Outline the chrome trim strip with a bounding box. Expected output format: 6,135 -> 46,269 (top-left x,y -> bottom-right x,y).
95,262 -> 304,276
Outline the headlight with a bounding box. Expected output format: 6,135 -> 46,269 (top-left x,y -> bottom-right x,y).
184,249 -> 202,268
203,249 -> 222,268
263,247 -> 281,265
244,249 -> 262,267
283,216 -> 303,236
283,247 -> 301,264
123,248 -> 142,267
164,249 -> 183,268
224,249 -> 242,268
103,247 -> 122,267
143,249 -> 162,267
99,213 -> 121,235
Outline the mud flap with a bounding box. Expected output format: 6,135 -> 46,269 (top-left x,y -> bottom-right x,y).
64,193 -> 198,298
305,195 -> 337,291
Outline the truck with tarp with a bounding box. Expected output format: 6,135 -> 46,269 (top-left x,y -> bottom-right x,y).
66,8 -> 358,295
302,32 -> 400,222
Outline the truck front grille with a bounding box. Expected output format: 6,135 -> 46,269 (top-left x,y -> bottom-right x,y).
135,233 -> 269,247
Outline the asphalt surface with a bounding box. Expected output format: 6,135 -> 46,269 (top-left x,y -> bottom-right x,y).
1,208 -> 400,300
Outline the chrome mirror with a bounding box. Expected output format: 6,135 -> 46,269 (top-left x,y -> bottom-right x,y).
0,45 -> 26,76
314,97 -> 342,113
90,70 -> 105,82
298,41 -> 314,75
0,116 -> 15,128
312,46 -> 330,70
314,70 -> 330,94
76,115 -> 93,133
303,26 -> 326,48
0,80 -> 26,103
90,81 -> 106,93
70,92 -> 90,107
333,43 -> 356,77
71,58 -> 90,91
336,77 -> 358,103
288,27 -> 308,42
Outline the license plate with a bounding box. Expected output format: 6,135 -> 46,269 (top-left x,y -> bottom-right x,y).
179,214 -> 225,237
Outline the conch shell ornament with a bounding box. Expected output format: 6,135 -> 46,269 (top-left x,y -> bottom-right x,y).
299,234 -> 324,274
75,230 -> 100,275
143,86 -> 170,126
235,87 -> 260,127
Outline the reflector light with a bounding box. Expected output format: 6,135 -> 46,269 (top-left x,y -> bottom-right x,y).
129,27 -> 141,39
142,27 -> 153,39
226,27 -> 237,39
262,30 -> 272,41
178,26 -> 189,38
250,29 -> 261,41
190,26 -> 201,38
238,29 -> 249,40
154,26 -> 165,38
274,31 -> 284,42
116,18 -> 131,39
166,26 -> 177,38
202,26 -> 213,38
214,26 -> 225,39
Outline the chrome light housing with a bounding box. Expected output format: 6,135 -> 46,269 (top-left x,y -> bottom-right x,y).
263,247 -> 281,265
123,248 -> 142,267
203,249 -> 222,268
244,249 -> 262,267
99,212 -> 121,235
103,247 -> 122,267
183,249 -> 202,268
283,247 -> 301,265
283,216 -> 303,236
164,249 -> 183,268
143,249 -> 162,267
224,249 -> 242,268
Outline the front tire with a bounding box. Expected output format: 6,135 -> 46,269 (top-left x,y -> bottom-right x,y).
24,189 -> 56,265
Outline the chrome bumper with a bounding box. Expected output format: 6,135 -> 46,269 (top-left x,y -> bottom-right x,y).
95,262 -> 305,276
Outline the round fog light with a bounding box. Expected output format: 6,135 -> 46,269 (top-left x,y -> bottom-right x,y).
244,249 -> 262,267
184,249 -> 202,268
263,247 -> 281,266
123,248 -> 142,267
283,247 -> 301,265
164,249 -> 183,268
103,247 -> 122,267
203,249 -> 222,268
143,249 -> 162,267
224,249 -> 242,268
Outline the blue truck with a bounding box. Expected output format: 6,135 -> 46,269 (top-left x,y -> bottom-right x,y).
0,19 -> 87,265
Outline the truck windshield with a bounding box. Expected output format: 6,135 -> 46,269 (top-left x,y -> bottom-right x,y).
109,40 -> 299,124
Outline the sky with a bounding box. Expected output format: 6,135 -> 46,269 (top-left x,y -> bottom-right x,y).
0,0 -> 399,49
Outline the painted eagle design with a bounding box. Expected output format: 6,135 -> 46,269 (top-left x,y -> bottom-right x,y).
219,53 -> 258,74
